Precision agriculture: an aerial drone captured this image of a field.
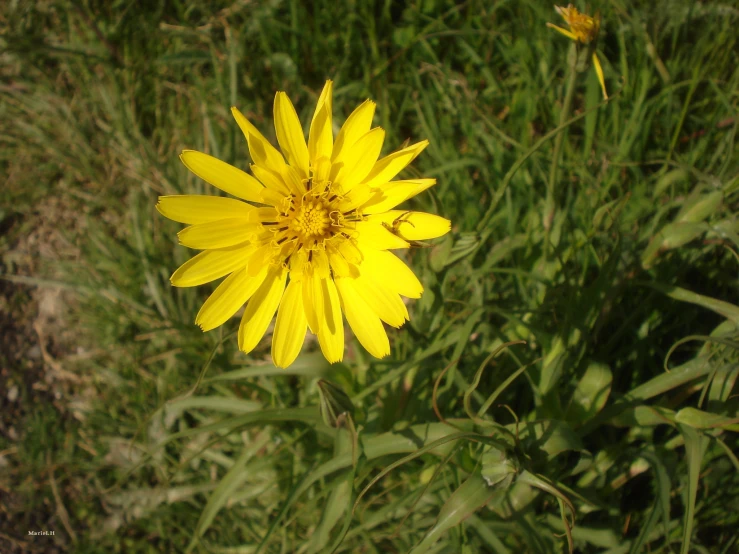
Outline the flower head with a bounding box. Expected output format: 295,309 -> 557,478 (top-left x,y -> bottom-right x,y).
547,4 -> 608,99
158,81 -> 450,368
551,4 -> 599,44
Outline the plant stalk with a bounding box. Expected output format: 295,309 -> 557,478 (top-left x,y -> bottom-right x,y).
544,50 -> 578,255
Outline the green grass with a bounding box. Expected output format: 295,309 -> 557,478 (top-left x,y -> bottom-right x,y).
1,0 -> 738,552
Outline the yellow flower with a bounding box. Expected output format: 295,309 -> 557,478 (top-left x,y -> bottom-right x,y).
157,81 -> 450,368
547,4 -> 608,99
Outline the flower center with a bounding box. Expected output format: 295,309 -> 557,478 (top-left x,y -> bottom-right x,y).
270,179 -> 350,255
292,201 -> 329,237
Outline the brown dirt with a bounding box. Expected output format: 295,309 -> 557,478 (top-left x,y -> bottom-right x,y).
0,196 -> 86,553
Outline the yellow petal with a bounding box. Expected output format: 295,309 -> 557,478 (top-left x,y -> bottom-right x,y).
259,187 -> 287,207
338,184 -> 378,212
358,248 -> 423,298
312,156 -> 333,194
302,272 -> 324,333
231,106 -> 286,171
180,150 -> 264,202
274,91 -> 310,177
271,278 -> 308,368
592,53 -> 608,100
338,239 -> 363,265
354,221 -> 409,250
335,278 -> 390,359
327,248 -> 358,279
546,22 -> 578,41
247,243 -> 275,276
354,274 -> 408,328
367,211 -> 451,240
251,164 -> 291,195
282,164 -> 307,196
156,195 -> 253,225
196,265 -> 269,331
332,127 -> 386,193
250,207 -> 280,223
178,218 -> 259,250
170,244 -> 257,287
316,278 -> 344,363
238,266 -> 287,354
361,179 -> 436,215
360,140 -> 429,189
308,81 -> 333,164
312,249 -> 331,279
332,99 -> 376,164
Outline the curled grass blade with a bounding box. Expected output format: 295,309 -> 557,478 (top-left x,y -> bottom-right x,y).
462,340 -> 526,423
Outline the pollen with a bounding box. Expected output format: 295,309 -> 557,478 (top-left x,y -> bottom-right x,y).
271,177 -> 347,255
292,201 -> 330,237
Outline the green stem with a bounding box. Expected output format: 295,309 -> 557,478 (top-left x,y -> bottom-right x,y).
544,54 -> 578,255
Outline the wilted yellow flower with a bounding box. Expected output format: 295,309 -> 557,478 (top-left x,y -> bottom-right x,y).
547,4 -> 608,99
550,4 -> 599,44
158,81 -> 450,368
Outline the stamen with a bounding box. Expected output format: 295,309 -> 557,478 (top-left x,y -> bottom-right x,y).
271,181 -> 354,255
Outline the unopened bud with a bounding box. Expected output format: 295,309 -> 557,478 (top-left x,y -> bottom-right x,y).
317,380 -> 355,429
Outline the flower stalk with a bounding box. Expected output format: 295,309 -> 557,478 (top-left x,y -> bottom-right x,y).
545,4 -> 609,253
544,46 -> 578,244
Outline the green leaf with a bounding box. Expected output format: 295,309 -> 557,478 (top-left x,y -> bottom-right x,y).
707,364 -> 739,412
480,444 -> 518,490
641,282 -> 739,325
362,421 -> 476,459
204,352 -> 333,383
159,407 -> 331,447
676,190 -> 722,223
515,470 -> 576,552
582,355 -> 714,436
628,449 -> 673,554
610,405 -> 676,428
186,436 -> 270,553
309,430 -> 355,552
466,515 -> 512,554
409,472 -> 500,554
568,362 -> 612,423
641,222 -> 708,268
520,420 -> 590,474
440,232 -> 480,268
675,407 -> 739,431
654,168 -> 688,197
677,424 -> 710,554
164,396 -> 262,423
592,195 -> 630,231
429,233 -> 453,271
